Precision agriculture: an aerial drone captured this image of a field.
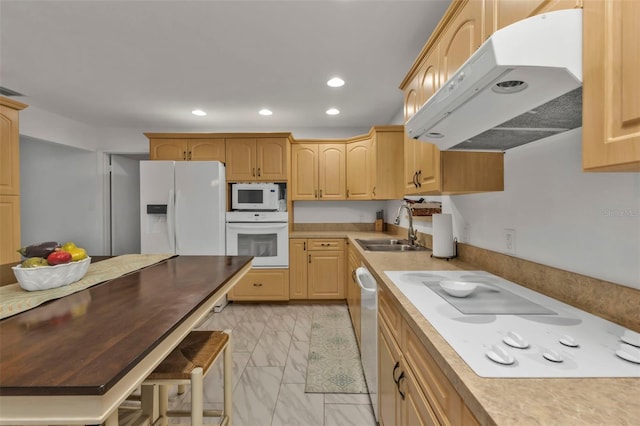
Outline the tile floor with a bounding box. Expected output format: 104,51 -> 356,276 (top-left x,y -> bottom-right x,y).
165,302 -> 377,426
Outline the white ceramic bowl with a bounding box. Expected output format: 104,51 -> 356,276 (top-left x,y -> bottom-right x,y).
12,257 -> 91,292
439,280 -> 477,298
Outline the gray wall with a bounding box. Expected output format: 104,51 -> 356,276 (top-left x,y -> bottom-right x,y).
20,137 -> 105,256
110,154 -> 141,255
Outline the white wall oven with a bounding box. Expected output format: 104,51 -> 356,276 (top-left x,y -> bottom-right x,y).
225,211 -> 288,268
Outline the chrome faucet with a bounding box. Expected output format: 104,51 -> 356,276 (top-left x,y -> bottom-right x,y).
394,202 -> 417,246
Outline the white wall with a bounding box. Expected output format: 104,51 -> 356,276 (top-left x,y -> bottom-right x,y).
293,200 -> 388,223
388,129 -> 640,289
20,136 -> 106,256
20,106 -> 100,151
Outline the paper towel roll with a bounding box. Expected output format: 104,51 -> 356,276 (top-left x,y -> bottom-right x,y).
432,214 -> 454,258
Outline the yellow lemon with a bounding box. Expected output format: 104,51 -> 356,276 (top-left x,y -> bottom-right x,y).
62,241 -> 77,251
68,247 -> 87,261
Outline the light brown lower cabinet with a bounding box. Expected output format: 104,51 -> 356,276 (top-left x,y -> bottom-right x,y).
228,268 -> 289,301
289,238 -> 345,300
378,287 -> 480,426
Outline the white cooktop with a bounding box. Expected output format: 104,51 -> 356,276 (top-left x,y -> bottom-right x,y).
385,270 -> 640,378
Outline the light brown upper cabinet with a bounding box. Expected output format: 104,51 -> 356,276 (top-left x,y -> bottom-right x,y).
404,46 -> 441,195
291,143 -> 346,200
146,135 -> 225,161
0,96 -> 27,267
346,138 -> 373,200
1,97 -> 27,196
485,0 -> 582,35
344,126 -> 407,200
400,1 -> 503,195
583,0 -> 640,172
226,137 -> 288,181
370,127 -> 405,200
439,0 -> 483,84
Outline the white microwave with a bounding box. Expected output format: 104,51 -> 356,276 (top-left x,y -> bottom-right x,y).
231,183 -> 280,211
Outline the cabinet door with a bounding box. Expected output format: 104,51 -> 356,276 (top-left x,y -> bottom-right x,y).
486,0 -> 580,35
289,239 -> 308,299
378,315 -> 402,426
291,144 -> 318,200
0,195 -> 21,264
583,0 -> 640,171
228,268 -> 289,301
308,250 -> 345,299
0,104 -> 20,196
257,138 -> 287,181
225,138 -> 256,181
189,139 -> 226,161
346,139 -> 373,200
439,0 -> 484,84
372,129 -> 403,200
318,144 -> 346,200
149,139 -> 188,161
402,366 -> 439,426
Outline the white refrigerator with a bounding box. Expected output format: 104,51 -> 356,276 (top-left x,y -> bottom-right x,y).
140,161 -> 226,255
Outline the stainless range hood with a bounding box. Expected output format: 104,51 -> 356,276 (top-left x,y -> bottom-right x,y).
406,9 -> 582,151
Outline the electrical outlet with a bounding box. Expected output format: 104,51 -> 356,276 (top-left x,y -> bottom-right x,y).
504,228 -> 516,255
462,223 -> 471,243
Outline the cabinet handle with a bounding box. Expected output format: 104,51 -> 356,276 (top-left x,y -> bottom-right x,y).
412,171 -> 418,188
352,270 -> 356,282
303,241 -> 306,250
257,167 -> 261,177
252,167 -> 256,177
183,151 -> 187,161
308,254 -> 311,264
372,186 -> 376,197
417,170 -> 422,187
319,189 -> 323,198
346,189 -> 350,198
315,189 -> 318,198
397,371 -> 406,400
253,283 -> 263,287
188,151 -> 192,160
392,361 -> 401,384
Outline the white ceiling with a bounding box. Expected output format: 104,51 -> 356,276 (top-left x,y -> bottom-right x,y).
0,0 -> 450,135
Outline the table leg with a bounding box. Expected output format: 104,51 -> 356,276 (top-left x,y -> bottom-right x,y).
104,410 -> 118,426
141,384 -> 158,422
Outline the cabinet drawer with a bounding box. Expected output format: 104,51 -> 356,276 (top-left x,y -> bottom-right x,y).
378,288 -> 402,338
229,269 -> 289,301
308,239 -> 345,251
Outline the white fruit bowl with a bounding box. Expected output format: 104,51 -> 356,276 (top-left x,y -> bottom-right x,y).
439,280 -> 477,298
12,257 -> 91,292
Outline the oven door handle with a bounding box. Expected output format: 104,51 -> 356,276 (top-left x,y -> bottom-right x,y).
226,222 -> 288,232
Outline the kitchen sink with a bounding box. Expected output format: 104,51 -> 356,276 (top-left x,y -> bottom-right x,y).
356,238 -> 430,252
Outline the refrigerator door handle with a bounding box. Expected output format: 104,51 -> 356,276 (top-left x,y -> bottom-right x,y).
167,189 -> 176,253
174,189 -> 181,252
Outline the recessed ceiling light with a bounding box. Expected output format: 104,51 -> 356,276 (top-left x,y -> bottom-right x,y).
327,77 -> 345,88
326,108 -> 340,116
191,109 -> 207,116
259,108 -> 273,116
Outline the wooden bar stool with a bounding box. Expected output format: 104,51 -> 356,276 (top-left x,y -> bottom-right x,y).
144,330 -> 232,426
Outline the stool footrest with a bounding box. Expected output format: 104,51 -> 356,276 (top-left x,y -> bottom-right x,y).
148,330 -> 229,380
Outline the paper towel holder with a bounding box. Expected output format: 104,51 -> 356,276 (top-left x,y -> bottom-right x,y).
431,237 -> 458,260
